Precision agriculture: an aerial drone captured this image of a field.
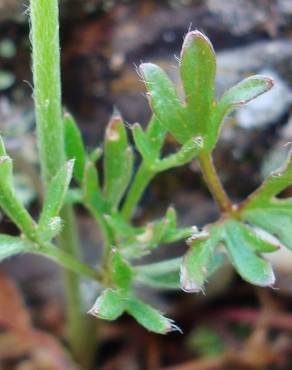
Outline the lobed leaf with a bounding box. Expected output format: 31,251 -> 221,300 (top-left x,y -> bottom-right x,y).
88,289 -> 125,320
139,63 -> 189,144
180,227 -> 222,293
125,297 -> 179,334
64,112 -> 86,183
223,220 -> 275,287
111,251 -> 133,291
180,30 -> 216,136
209,75 -> 273,148
103,114 -> 133,209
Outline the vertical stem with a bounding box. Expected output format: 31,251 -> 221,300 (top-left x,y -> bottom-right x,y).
58,207 -> 96,369
30,1 -> 95,367
121,163 -> 154,221
30,0 -> 64,184
198,152 -> 233,213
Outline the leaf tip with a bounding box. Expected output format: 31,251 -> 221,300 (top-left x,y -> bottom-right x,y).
181,30 -> 215,56
106,116 -> 123,142
180,262 -> 205,293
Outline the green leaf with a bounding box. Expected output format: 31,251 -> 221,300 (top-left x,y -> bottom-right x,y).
132,123 -> 155,165
0,136 -> 13,186
135,257 -> 181,290
242,200 -> 292,250
64,112 -> 86,182
38,160 -> 74,241
146,116 -> 167,157
180,227 -> 222,293
232,221 -> 279,253
111,250 -> 133,291
103,114 -> 133,209
88,289 -> 125,321
82,160 -> 105,213
180,30 -> 216,136
244,150 -> 292,207
0,154 -> 37,241
160,207 -> 194,243
0,235 -> 34,262
125,297 -> 179,334
139,63 -> 189,144
152,136 -> 203,172
210,75 -> 273,148
88,147 -> 102,164
223,220 -> 275,287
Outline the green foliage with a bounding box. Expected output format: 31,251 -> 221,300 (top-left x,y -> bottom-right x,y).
64,113 -> 86,182
1,14 -> 291,343
38,160 -> 74,241
103,113 -> 133,210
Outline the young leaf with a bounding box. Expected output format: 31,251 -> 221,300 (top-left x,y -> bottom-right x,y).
139,63 -> 189,144
180,227 -> 222,293
125,297 -> 179,334
64,112 -> 86,183
180,30 -> 216,135
223,220 -> 275,287
103,114 -> 133,209
146,116 -> 167,157
82,160 -> 106,213
0,235 -> 34,262
38,160 -> 74,241
88,289 -> 125,320
209,75 -> 273,148
111,250 -> 133,291
132,123 -> 155,165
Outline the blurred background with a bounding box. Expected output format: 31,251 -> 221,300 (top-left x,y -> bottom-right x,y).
0,0 -> 292,369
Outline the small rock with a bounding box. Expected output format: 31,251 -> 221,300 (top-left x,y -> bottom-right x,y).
207,0 -> 278,36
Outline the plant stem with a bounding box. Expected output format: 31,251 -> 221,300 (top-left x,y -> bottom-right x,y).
121,163 -> 154,221
30,1 -> 95,367
38,241 -> 101,281
30,0 -> 64,184
57,207 -> 96,369
198,152 -> 233,213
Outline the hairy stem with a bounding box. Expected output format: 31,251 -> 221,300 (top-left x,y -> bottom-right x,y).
121,163 -> 154,221
30,1 -> 95,367
198,152 -> 233,213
